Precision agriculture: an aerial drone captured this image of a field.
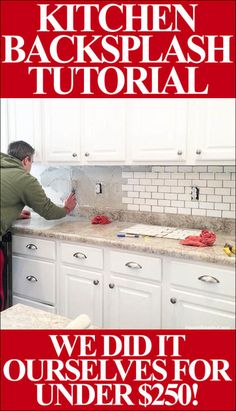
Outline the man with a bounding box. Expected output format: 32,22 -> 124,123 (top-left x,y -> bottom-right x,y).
0,140 -> 77,236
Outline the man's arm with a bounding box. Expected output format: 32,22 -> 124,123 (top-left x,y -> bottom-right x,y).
19,174 -> 76,220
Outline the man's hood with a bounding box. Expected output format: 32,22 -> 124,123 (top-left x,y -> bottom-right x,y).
0,153 -> 23,169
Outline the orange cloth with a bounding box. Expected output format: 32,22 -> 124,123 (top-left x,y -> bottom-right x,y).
180,229 -> 216,247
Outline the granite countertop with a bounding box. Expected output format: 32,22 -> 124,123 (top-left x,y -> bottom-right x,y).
13,215 -> 235,267
1,304 -> 71,329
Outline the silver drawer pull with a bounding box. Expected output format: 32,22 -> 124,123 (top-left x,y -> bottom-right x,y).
93,280 -> 99,286
170,297 -> 177,304
198,275 -> 220,284
73,252 -> 87,259
26,243 -> 38,250
125,261 -> 142,269
26,275 -> 38,282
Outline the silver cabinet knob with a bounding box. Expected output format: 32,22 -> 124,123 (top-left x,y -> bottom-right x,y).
93,280 -> 99,286
73,252 -> 87,259
84,152 -> 90,157
109,283 -> 115,289
196,149 -> 202,155
26,275 -> 38,282
170,297 -> 177,304
198,275 -> 220,284
72,153 -> 77,158
125,261 -> 142,269
177,150 -> 183,156
26,244 -> 38,250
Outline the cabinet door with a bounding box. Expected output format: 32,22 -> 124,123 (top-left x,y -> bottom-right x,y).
43,99 -> 81,162
190,99 -> 235,162
60,266 -> 103,327
127,99 -> 188,163
104,275 -> 161,329
165,288 -> 235,329
7,99 -> 42,161
81,99 -> 126,163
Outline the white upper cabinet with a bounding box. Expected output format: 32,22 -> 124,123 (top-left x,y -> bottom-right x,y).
81,99 -> 126,163
43,99 -> 81,162
7,99 -> 43,161
0,99 -> 8,153
126,99 -> 188,163
190,99 -> 235,163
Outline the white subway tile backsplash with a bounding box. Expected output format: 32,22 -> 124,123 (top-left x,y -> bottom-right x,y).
207,210 -> 222,218
178,166 -> 192,172
207,180 -> 222,187
192,180 -> 207,187
208,166 -> 224,172
207,195 -> 222,202
223,196 -> 235,203
140,205 -> 151,212
140,192 -> 151,199
128,192 -> 139,198
146,199 -> 158,206
134,172 -> 146,178
222,211 -> 235,218
128,179 -> 139,185
199,202 -> 214,210
215,188 -> 231,195
215,203 -> 230,211
134,185 -> 145,192
215,173 -> 231,180
152,192 -> 165,199
146,186 -> 157,192
165,207 -> 177,214
121,165 -> 234,219
200,173 -> 214,180
165,193 -> 178,200
152,206 -> 164,213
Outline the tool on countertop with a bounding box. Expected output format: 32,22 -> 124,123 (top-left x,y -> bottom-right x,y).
223,243 -> 236,257
117,233 -> 139,238
91,215 -> 111,224
180,229 -> 216,247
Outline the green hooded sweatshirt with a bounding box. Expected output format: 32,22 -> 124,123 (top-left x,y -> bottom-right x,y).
0,153 -> 66,236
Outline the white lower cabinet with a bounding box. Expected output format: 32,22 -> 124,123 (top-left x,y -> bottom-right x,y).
104,275 -> 161,329
12,235 -> 235,329
163,259 -> 235,329
60,266 -> 103,327
12,235 -> 57,312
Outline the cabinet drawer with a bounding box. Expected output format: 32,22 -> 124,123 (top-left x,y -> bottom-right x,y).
110,251 -> 162,282
167,260 -> 235,298
13,235 -> 56,260
60,243 -> 103,269
13,296 -> 56,313
13,256 -> 55,304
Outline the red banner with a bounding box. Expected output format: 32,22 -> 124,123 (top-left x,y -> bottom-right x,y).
0,0 -> 235,98
0,329 -> 235,410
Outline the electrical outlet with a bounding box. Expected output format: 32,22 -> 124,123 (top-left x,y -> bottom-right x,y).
191,186 -> 200,201
96,182 -> 102,194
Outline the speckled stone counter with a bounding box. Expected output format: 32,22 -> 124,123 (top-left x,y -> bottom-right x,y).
12,215 -> 235,267
1,304 -> 71,329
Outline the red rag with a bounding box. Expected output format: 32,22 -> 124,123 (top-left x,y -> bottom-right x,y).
91,215 -> 111,224
180,229 -> 216,247
0,249 -> 5,311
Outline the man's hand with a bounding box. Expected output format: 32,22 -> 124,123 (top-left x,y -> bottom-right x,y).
20,210 -> 31,219
64,193 -> 77,214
